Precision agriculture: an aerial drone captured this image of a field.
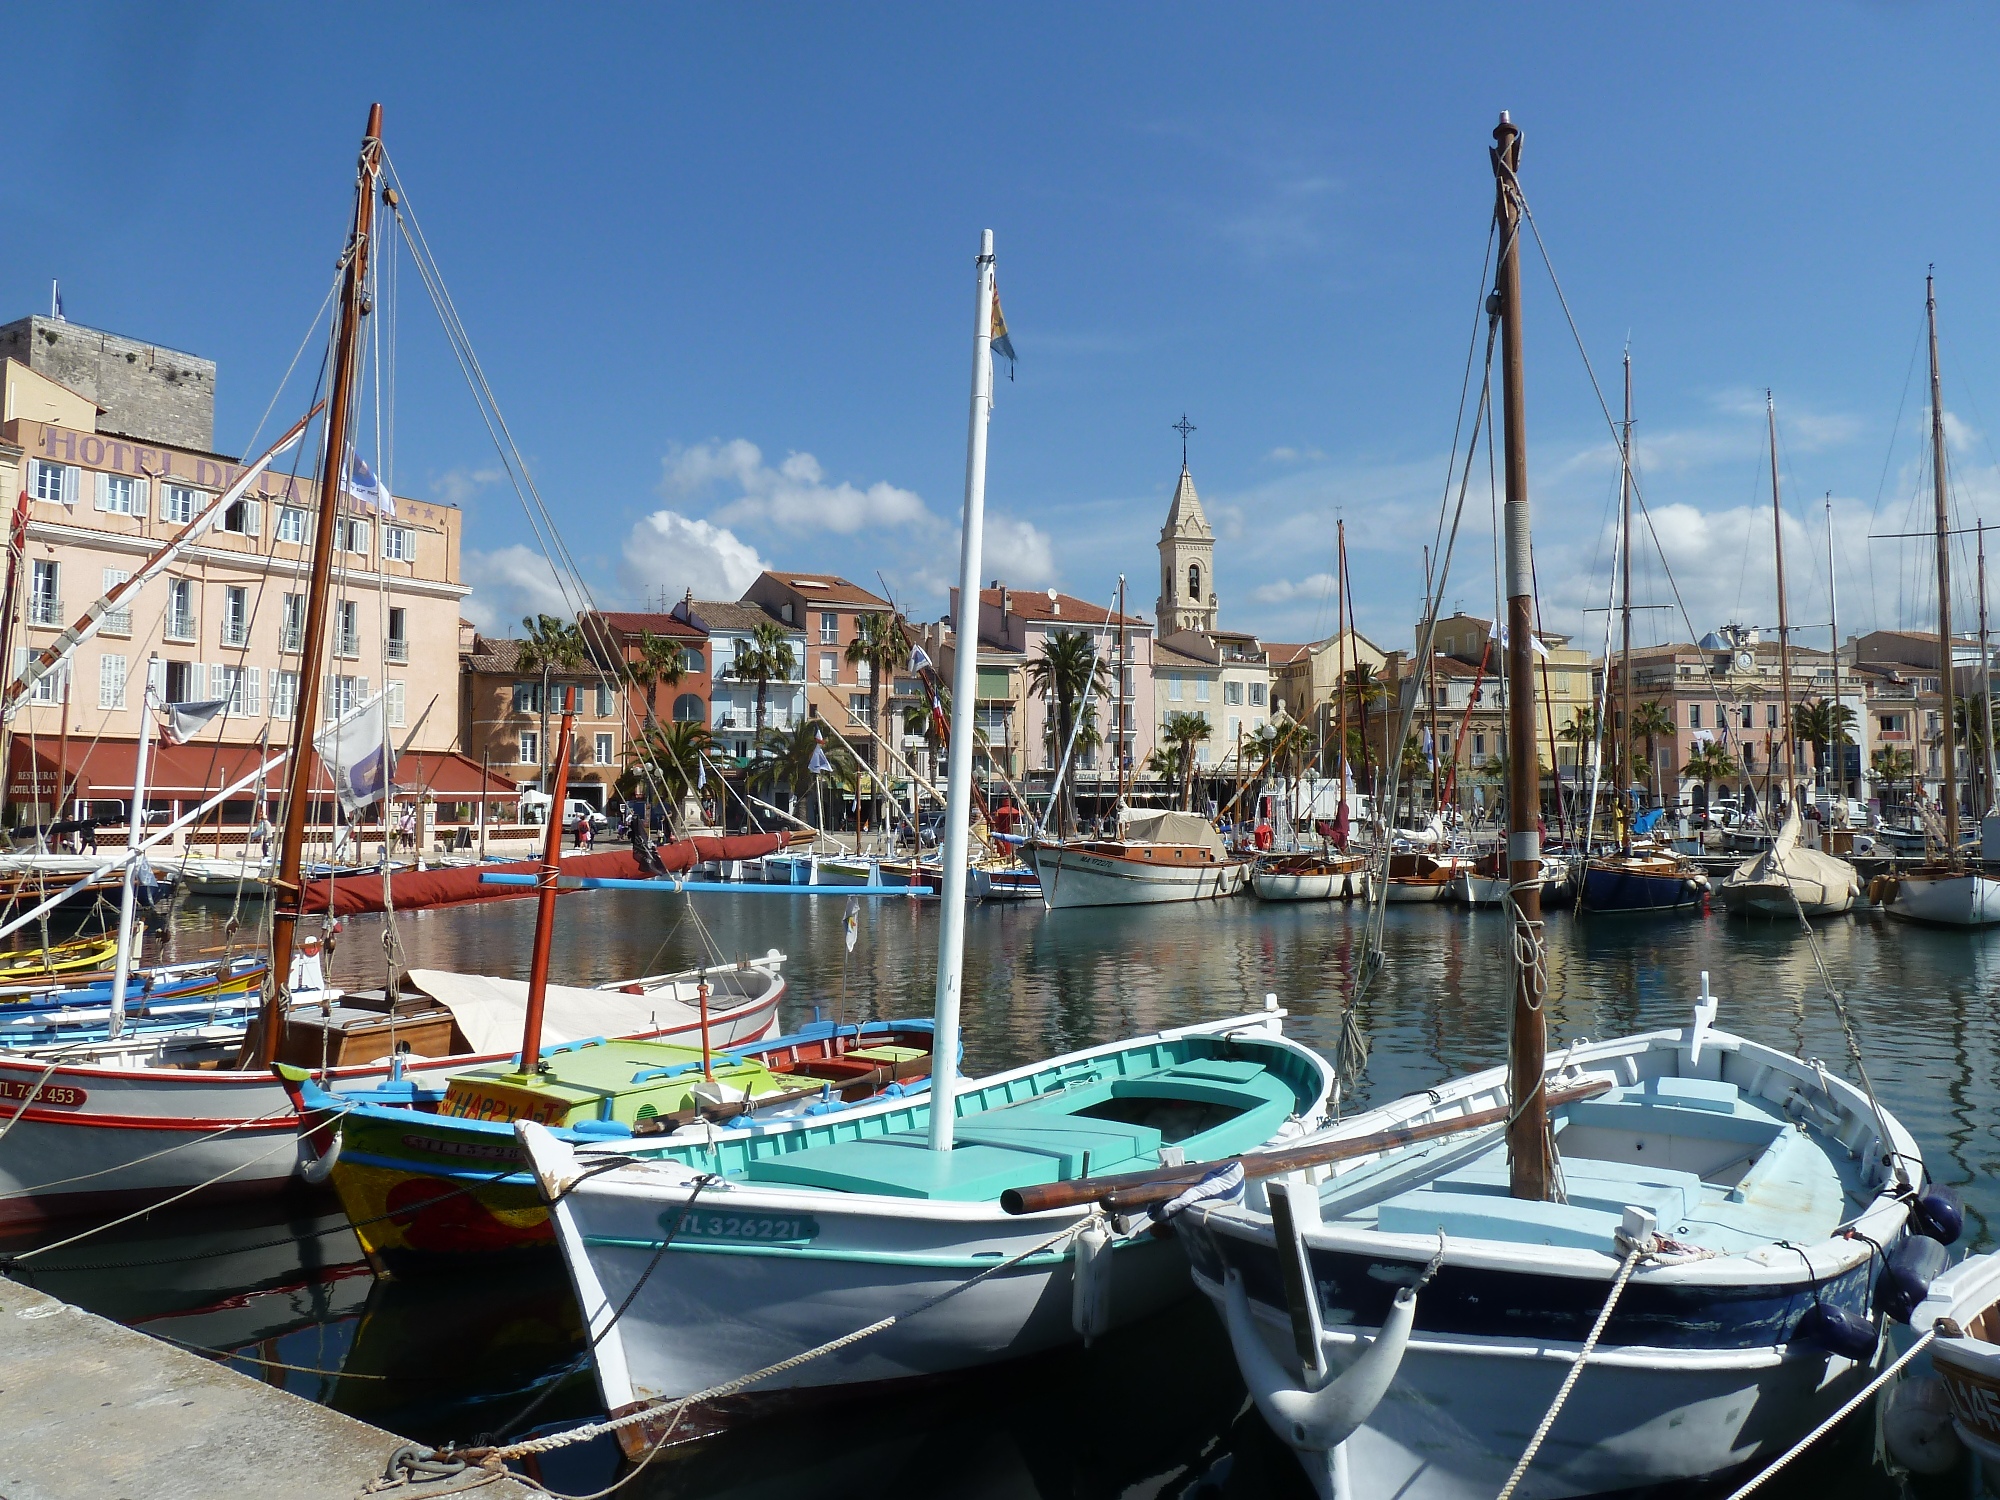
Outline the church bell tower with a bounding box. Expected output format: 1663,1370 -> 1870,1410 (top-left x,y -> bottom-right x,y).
1157,417 -> 1217,634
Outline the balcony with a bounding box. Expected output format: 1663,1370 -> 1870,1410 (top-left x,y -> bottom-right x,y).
221,621 -> 250,649
281,626 -> 304,654
28,596 -> 61,627
334,633 -> 362,660
165,611 -> 197,643
385,638 -> 410,664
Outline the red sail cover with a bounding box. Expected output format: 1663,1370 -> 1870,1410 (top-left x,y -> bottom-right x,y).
299,833 -> 787,917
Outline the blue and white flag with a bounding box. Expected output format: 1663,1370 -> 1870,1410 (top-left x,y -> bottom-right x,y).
314,692 -> 395,816
909,643 -> 933,675
341,448 -> 395,517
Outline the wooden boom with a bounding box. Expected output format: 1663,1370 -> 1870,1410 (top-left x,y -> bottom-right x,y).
999,1076 -> 1613,1216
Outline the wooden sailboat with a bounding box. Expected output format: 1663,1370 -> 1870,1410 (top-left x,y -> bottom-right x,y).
519,231 -> 1330,1444
1576,353 -> 1707,915
1182,114 -> 1939,1500
1718,394 -> 1859,917
1885,273 -> 2000,926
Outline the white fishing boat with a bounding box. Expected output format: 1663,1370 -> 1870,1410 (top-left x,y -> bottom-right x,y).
1715,807 -> 1859,918
1252,851 -> 1367,902
1884,1249 -> 2000,1480
1183,116 -> 1949,1500
175,855 -> 273,900
522,232 -> 1330,1451
1382,852 -> 1453,903
1025,809 -> 1249,908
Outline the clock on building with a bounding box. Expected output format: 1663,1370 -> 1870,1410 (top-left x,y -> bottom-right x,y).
1734,650 -> 1755,673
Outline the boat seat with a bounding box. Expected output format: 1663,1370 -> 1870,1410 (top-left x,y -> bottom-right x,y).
741,1133 -> 1060,1200
845,1046 -> 926,1065
1432,1154 -> 1704,1226
1376,1189 -> 1620,1250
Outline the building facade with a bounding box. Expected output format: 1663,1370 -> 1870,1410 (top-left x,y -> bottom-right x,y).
739,571 -> 895,731
458,632 -> 624,809
680,599 -> 806,765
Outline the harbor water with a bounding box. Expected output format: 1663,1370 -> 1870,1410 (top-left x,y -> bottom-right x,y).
8,888 -> 1992,1497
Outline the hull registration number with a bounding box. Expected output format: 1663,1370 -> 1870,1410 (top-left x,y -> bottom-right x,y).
668,1209 -> 820,1245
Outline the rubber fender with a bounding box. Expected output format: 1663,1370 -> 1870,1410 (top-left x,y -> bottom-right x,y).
1071,1220 -> 1114,1344
1223,1269 -> 1414,1453
1878,1234 -> 1951,1324
1912,1184 -> 1965,1247
1881,1372 -> 1963,1476
297,1125 -> 342,1185
569,1118 -> 633,1139
1794,1299 -> 1878,1361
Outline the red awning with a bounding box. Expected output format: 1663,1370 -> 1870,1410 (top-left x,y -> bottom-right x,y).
6,737 -> 289,801
395,751 -> 517,799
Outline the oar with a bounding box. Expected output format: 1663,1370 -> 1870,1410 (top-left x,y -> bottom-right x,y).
999,1077 -> 1613,1216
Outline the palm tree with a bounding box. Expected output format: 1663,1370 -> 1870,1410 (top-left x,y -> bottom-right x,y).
751,721 -> 854,820
1159,709 -> 1212,811
1684,740 -> 1738,817
1629,699 -> 1675,809
622,629 -> 686,737
629,719 -> 715,823
845,612 -> 908,828
517,612 -> 588,792
1340,662 -> 1386,794
1027,629 -> 1113,833
1872,745 -> 1915,817
1557,704 -> 1599,776
1792,697 -> 1857,800
729,619 -> 798,769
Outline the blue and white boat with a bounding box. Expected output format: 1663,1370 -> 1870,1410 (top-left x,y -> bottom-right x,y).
1575,849 -> 1708,914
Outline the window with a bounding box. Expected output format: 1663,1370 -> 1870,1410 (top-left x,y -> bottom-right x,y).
220,498 -> 260,536
1928,711 -> 1942,735
594,732 -> 614,765
1473,731 -> 1487,761
1249,683 -> 1266,707
164,660 -> 197,703
272,670 -> 299,720
819,612 -> 839,645
325,674 -> 366,718
209,664 -> 257,716
281,594 -> 305,653
1167,673 -> 1183,702
681,647 -> 703,673
819,652 -> 836,684
1689,704 -> 1702,729
673,693 -> 702,722
15,648 -> 65,706
277,507 -> 307,544
848,693 -> 872,726
593,683 -> 613,717
512,681 -> 542,714
335,600 -> 360,658
1224,680 -> 1244,706
1188,563 -> 1201,601
1766,703 -> 1779,729
161,485 -> 199,524
1196,677 -> 1211,703
1228,715 -> 1240,740
101,569 -> 132,636
165,579 -> 195,641
96,473 -> 138,515
1739,705 -> 1752,730
336,517 -> 370,555
29,561 -> 59,626
382,525 -> 415,562
1925,677 -> 1940,693
221,586 -> 249,647
385,606 -> 408,663
518,731 -> 540,766
385,679 -> 406,728
98,653 -> 126,710
855,660 -> 871,688
31,460 -> 77,506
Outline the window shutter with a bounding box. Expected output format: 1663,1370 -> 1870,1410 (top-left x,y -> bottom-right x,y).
94,472 -> 110,511
132,479 -> 149,515
243,500 -> 261,536
209,664 -> 227,701
61,466 -> 79,509
402,527 -> 416,561
147,657 -> 166,702
244,667 -> 260,717
355,521 -> 371,555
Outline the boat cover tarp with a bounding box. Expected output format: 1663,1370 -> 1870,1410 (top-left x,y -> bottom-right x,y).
403,967 -> 733,1054
300,833 -> 785,916
1116,808 -> 1226,856
1725,807 -> 1860,904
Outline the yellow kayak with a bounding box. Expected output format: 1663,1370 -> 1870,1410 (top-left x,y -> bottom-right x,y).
0,935 -> 121,982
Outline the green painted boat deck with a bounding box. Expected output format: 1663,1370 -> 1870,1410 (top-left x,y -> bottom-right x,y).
441,1038 -> 795,1127
1322,1075 -> 1859,1254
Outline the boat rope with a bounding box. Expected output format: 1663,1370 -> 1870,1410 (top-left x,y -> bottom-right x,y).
1492,1241 -> 1643,1500
438,1214 -> 1095,1491
1720,1327 -> 1937,1499
151,1329 -> 393,1380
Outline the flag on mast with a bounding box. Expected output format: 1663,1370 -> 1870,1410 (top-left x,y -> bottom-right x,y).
314,692 -> 395,815
341,448 -> 395,516
989,282 -> 1016,380
162,698 -> 229,745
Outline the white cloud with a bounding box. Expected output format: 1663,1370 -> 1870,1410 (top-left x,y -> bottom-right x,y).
431,465 -> 505,507
1252,573 -> 1339,605
462,545 -> 572,633
618,509 -> 769,607
981,515 -> 1057,587
663,439 -> 932,535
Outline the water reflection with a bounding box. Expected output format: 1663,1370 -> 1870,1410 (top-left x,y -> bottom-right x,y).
33,892 -> 2000,1497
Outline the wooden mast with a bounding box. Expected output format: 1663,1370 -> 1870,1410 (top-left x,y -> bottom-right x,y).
1928,270 -> 1959,855
1619,352 -> 1634,847
518,688 -> 575,1076
257,103 -> 383,1065
1768,393 -> 1795,815
1492,111 -> 1549,1201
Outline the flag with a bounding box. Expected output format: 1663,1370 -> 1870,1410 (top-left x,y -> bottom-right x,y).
697,757 -> 707,789
808,729 -> 833,776
990,283 -> 1016,380
909,643 -> 933,675
341,447 -> 395,517
314,691 -> 395,816
1495,624 -> 1552,659
162,698 -> 229,744
52,282 -> 63,322
843,896 -> 860,954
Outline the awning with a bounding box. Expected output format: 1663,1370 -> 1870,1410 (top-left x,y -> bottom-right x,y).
395,751 -> 517,800
7,736 -> 291,801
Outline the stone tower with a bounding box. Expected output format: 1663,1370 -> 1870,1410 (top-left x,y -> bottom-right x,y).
1156,464 -> 1217,634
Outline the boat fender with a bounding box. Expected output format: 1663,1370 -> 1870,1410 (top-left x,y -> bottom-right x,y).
1793,1299 -> 1878,1362
296,1125 -> 342,1185
1877,1234 -> 1951,1324
1910,1184 -> 1965,1246
1881,1371 -> 1964,1476
1222,1270 -> 1414,1454
1071,1218 -> 1114,1344
568,1119 -> 633,1140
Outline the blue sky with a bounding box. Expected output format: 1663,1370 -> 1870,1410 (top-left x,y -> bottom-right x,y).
13,5 -> 2000,655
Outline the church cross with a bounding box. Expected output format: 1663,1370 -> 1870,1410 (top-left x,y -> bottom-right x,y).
1172,413 -> 1196,468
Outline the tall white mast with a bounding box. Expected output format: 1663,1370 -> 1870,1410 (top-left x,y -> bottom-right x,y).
107,665 -> 156,1040
929,229 -> 996,1154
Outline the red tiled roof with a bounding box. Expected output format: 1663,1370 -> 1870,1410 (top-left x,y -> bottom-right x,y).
756,573 -> 890,608
584,611 -> 705,640
979,588 -> 1148,627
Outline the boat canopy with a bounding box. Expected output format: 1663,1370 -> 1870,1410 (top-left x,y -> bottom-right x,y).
1117,807 -> 1225,856
402,965 -> 765,1055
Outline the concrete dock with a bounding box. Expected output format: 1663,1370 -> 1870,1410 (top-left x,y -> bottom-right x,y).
0,1277 -> 538,1500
